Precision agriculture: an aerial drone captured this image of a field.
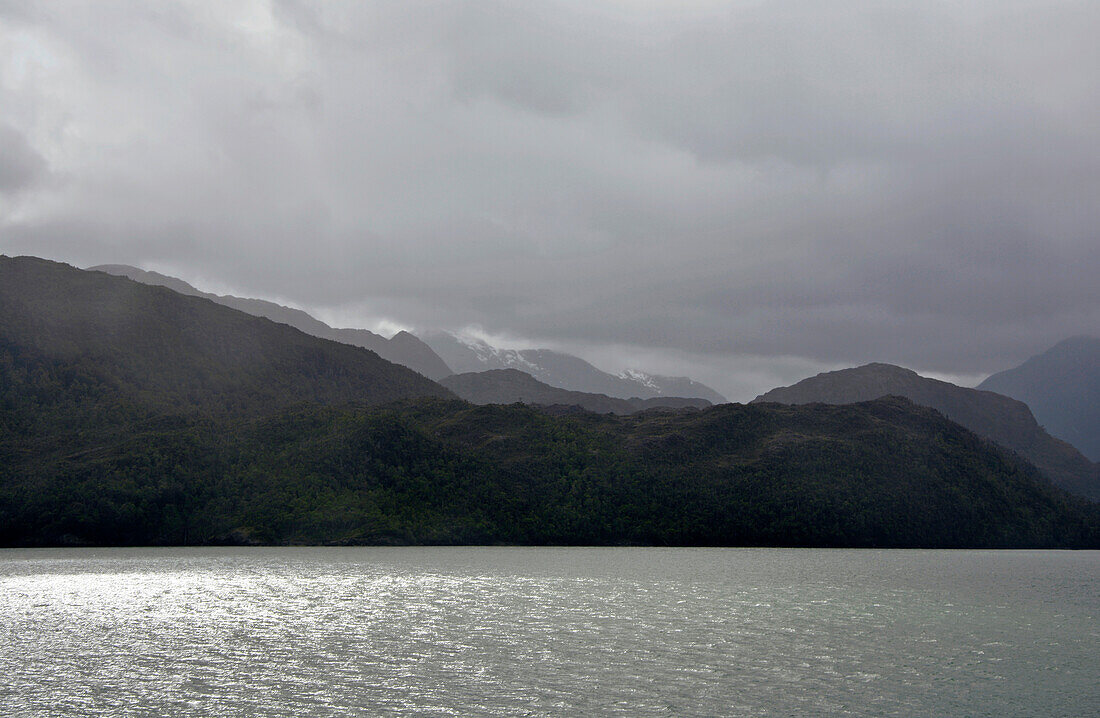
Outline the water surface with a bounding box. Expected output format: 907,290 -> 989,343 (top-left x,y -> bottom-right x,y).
1,547 -> 1096,716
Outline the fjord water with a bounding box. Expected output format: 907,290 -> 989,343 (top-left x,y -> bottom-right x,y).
1,548 -> 1096,716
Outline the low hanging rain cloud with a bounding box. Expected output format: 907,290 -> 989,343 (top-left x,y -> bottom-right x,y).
2,0 -> 1098,399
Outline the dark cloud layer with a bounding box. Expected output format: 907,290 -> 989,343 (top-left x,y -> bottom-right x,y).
2,1 -> 1098,399
0,124 -> 46,193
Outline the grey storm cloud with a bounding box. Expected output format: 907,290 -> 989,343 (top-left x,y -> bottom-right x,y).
1,0 -> 1099,400
0,124 -> 46,193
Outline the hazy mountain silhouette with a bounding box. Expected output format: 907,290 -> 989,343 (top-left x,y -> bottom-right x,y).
422,331 -> 726,403
89,264 -> 454,380
440,368 -> 712,414
4,256 -> 451,416
979,336 -> 1100,462
754,362 -> 1100,500
3,257 -> 1098,548
87,265 -> 727,401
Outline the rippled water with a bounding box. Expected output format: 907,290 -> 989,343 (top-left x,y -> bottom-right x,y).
1,548 -> 1096,717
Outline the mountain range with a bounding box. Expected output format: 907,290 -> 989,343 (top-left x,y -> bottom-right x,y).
4,257 -> 451,418
979,336 -> 1100,463
440,369 -> 713,414
4,255 -> 1096,548
421,331 -> 727,403
753,362 -> 1100,501
90,264 -> 454,381
90,264 -> 727,405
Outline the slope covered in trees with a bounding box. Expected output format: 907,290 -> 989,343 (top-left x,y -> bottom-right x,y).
440,368 -> 711,414
2,256 -> 1097,548
2,395 -> 1096,548
754,363 -> 1100,500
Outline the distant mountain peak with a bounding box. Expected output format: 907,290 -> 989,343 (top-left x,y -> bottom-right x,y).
618,368 -> 661,391
440,368 -> 712,414
1051,335 -> 1100,349
420,331 -> 726,403
979,335 -> 1100,462
821,362 -> 922,379
755,361 -> 1100,500
88,267 -> 725,401
855,361 -> 918,373
3,256 -> 451,414
89,264 -> 204,297
89,263 -> 454,380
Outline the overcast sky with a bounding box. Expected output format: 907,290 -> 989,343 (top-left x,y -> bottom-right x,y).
2,1 -> 1098,400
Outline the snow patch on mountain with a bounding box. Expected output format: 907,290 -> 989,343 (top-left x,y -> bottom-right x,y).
421,330 -> 726,403
618,369 -> 662,393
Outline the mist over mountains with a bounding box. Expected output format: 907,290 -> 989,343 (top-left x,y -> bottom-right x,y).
8,257 -> 451,415
979,337 -> 1100,463
440,369 -> 712,415
422,331 -> 727,403
3,5 -> 1099,712
4,256 -> 1097,548
89,262 -> 1100,482
91,264 -> 727,404
90,265 -> 453,381
6,1 -> 1097,396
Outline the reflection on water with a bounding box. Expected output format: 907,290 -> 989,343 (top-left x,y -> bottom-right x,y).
1,548 -> 1097,716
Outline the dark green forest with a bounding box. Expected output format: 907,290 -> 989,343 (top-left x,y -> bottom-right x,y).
2,256 -> 1098,548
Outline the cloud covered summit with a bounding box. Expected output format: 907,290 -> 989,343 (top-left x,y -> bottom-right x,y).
2,1 -> 1098,399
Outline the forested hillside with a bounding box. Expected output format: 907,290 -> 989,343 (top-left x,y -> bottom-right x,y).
2,256 -> 1097,548
755,363 -> 1100,500
440,368 -> 711,414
